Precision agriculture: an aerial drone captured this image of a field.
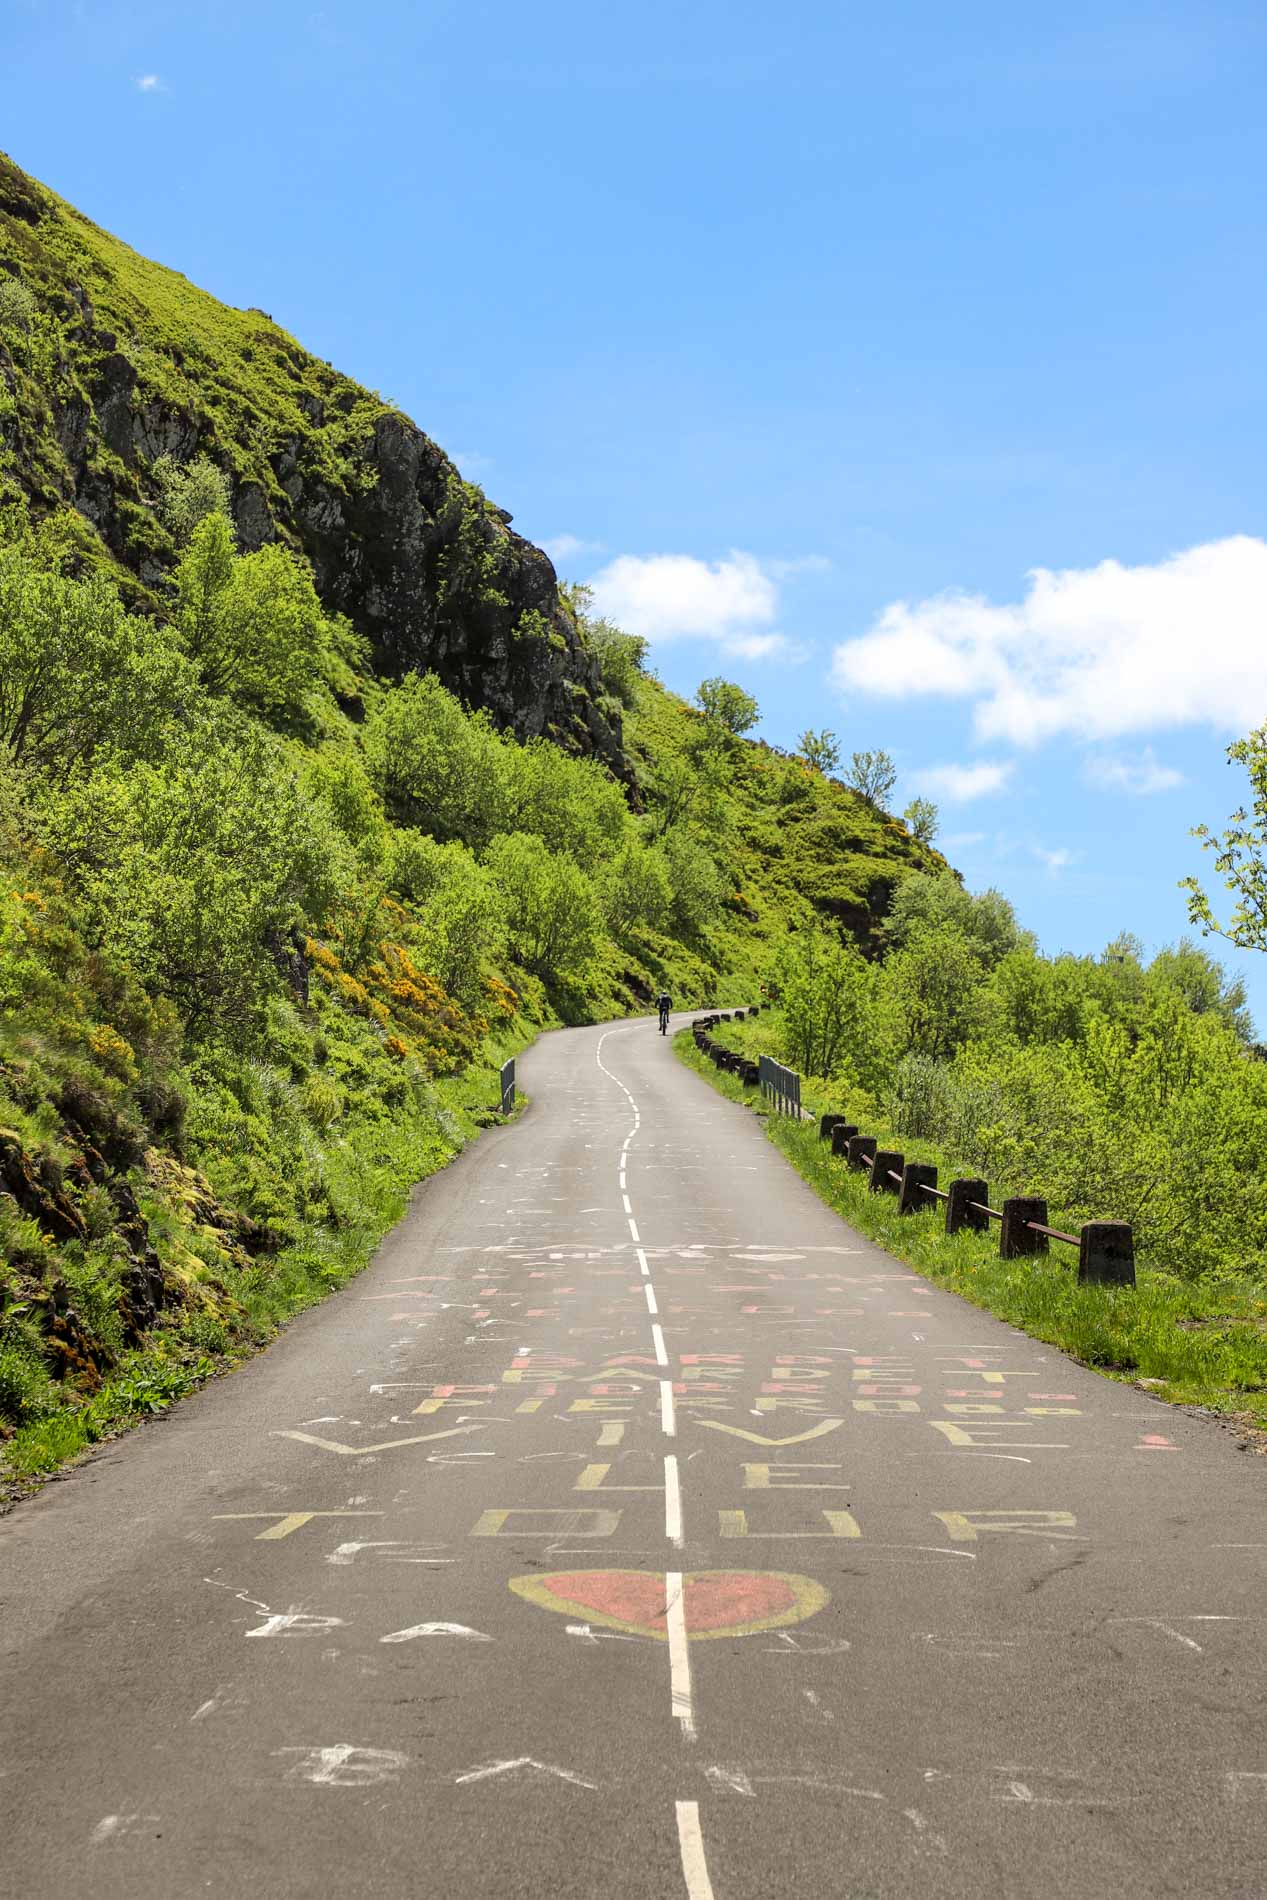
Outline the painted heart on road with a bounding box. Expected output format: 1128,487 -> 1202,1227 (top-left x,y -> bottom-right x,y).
508,1569 -> 828,1639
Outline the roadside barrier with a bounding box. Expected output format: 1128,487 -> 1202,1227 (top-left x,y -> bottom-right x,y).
814,1119 -> 1135,1287
500,1057 -> 516,1117
686,1016 -> 1135,1288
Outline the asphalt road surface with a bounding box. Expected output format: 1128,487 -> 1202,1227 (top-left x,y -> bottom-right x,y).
3,1016 -> 1267,1899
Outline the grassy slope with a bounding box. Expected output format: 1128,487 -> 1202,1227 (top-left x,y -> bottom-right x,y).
677,1021 -> 1267,1434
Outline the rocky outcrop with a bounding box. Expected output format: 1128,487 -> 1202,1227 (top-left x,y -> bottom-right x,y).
0,153 -> 630,781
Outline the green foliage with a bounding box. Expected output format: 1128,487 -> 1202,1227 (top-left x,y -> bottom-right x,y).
902,796 -> 939,845
152,453 -> 232,544
777,923 -> 875,1079
0,546 -> 188,779
797,728 -> 840,775
365,669 -> 508,847
486,832 -> 604,978
847,748 -> 897,809
695,677 -> 759,737
600,836 -> 672,941
1184,725 -> 1267,953
887,868 -> 1027,966
0,272 -> 35,336
564,583 -> 648,708
174,514 -> 329,722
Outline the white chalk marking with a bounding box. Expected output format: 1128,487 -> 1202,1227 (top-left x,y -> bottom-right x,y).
665,1454 -> 684,1546
276,1744 -> 407,1787
660,1380 -> 677,1436
676,1801 -> 716,1899
380,1622 -> 492,1644
454,1757 -> 596,1789
666,1571 -> 695,1738
246,1610 -> 346,1640
705,1764 -> 756,1796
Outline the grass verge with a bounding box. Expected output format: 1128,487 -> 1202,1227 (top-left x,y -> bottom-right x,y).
676,1027 -> 1267,1436
0,1029 -> 532,1504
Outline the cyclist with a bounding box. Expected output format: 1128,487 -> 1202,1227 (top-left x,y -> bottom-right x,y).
656,990 -> 672,1034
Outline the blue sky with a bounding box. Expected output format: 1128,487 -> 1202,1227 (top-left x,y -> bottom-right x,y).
8,0 -> 1267,1018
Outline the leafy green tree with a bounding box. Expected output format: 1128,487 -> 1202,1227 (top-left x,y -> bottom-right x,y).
695,677 -> 759,737
879,922 -> 987,1063
364,669 -> 509,847
501,739 -> 628,864
887,869 -> 1027,967
1183,727 -> 1267,952
43,714 -> 349,1034
485,832 -> 604,979
599,836 -> 672,941
563,583 -> 648,708
797,729 -> 840,775
174,514 -> 327,721
662,827 -> 727,938
902,796 -> 939,845
1147,938 -> 1252,1041
846,748 -> 897,810
0,546 -> 186,781
777,924 -> 876,1079
152,454 -> 232,544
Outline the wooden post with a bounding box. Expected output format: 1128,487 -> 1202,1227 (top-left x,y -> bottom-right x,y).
899,1162 -> 937,1215
871,1149 -> 904,1195
946,1179 -> 990,1236
1001,1197 -> 1048,1258
846,1135 -> 877,1172
830,1122 -> 859,1157
1079,1221 -> 1135,1287
819,1114 -> 844,1141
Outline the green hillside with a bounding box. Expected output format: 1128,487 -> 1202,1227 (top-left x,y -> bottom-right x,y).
0,154 -> 938,1489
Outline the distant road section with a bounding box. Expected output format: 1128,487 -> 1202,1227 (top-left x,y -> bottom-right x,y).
3,1015 -> 1266,1897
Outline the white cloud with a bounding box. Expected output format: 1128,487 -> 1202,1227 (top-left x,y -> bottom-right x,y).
1034,845 -> 1075,873
830,536 -> 1267,746
1084,747 -> 1185,795
587,549 -> 787,657
908,760 -> 1014,802
542,533 -> 605,566
135,73 -> 163,91
942,830 -> 986,850
767,554 -> 832,580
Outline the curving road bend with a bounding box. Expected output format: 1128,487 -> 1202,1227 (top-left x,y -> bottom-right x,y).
2,1016 -> 1266,1898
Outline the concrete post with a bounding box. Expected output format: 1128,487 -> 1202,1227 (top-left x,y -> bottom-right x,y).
846,1135 -> 877,1172
1078,1221 -> 1135,1287
871,1149 -> 904,1195
819,1114 -> 844,1141
830,1122 -> 859,1157
946,1178 -> 990,1236
899,1162 -> 937,1215
1001,1197 -> 1048,1259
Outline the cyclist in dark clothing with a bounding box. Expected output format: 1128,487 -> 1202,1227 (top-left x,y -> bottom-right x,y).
656,991 -> 672,1033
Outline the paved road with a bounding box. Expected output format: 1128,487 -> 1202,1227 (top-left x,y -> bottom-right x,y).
3,1016 -> 1267,1898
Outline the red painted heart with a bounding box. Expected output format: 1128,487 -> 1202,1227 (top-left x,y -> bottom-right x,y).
508,1569 -> 829,1639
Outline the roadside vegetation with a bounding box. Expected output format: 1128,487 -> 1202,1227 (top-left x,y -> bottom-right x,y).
676,872 -> 1267,1430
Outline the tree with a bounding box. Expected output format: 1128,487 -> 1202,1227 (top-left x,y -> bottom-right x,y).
902,797 -> 939,845
0,545 -> 186,782
777,924 -> 875,1079
797,729 -> 840,775
847,749 -> 897,810
879,922 -> 987,1063
364,670 -> 509,848
887,869 -> 1028,967
152,454 -> 232,545
485,833 -> 604,979
1183,727 -> 1267,952
174,514 -> 327,721
695,677 -> 759,737
599,837 -> 672,941
563,583 -> 648,708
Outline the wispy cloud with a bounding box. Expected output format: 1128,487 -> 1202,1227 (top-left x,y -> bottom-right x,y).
942,831 -> 986,850
1084,747 -> 1185,795
830,536 -> 1267,745
542,533 -> 605,566
907,760 -> 1014,802
135,73 -> 164,92
1034,845 -> 1076,873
